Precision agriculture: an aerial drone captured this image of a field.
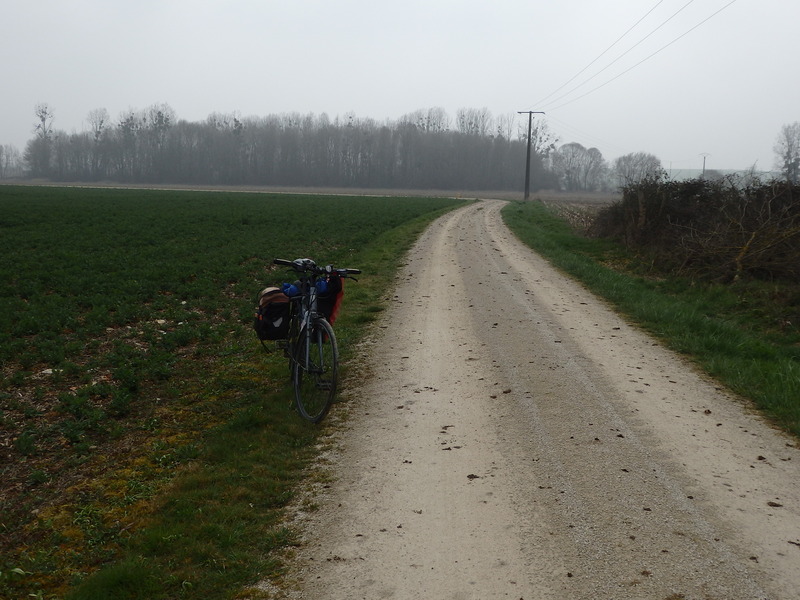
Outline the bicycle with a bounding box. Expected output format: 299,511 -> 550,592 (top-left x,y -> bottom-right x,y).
269,258 -> 360,422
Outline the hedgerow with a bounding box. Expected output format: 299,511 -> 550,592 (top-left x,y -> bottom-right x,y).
590,177 -> 800,282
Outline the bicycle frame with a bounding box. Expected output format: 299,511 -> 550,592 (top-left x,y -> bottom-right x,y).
292,276 -> 321,372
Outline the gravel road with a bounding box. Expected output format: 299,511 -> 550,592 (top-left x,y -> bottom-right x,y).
263,199 -> 800,600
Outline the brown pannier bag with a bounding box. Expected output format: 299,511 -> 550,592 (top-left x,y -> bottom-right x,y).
253,287 -> 290,340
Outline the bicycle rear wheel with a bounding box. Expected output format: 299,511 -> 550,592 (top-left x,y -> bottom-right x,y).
293,318 -> 338,423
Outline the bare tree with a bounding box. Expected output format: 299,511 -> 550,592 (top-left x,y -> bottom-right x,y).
34,102 -> 55,140
496,113 -> 516,140
520,119 -> 558,156
207,111 -> 242,133
86,108 -> 110,178
584,147 -> 607,191
398,109 -> 425,129
115,109 -> 143,180
144,103 -> 175,145
87,108 -> 109,142
24,103 -> 56,176
553,143 -> 606,191
0,145 -> 22,178
425,107 -> 450,133
552,142 -> 589,191
613,152 -> 663,186
773,122 -> 800,183
456,107 -> 492,136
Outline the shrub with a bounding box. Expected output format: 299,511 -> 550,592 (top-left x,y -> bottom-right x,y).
590,177 -> 800,282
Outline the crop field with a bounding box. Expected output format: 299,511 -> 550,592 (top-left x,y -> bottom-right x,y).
0,185 -> 465,598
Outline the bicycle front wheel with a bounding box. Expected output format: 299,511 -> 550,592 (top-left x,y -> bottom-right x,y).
293,318 -> 338,423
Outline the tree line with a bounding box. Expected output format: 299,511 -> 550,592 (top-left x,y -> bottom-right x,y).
18,104 -> 556,191
9,103 -> 666,192
6,102 -> 798,190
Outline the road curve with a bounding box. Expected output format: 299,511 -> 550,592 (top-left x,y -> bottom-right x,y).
265,199 -> 800,600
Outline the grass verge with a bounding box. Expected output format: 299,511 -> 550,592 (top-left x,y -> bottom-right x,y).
502,200 -> 800,438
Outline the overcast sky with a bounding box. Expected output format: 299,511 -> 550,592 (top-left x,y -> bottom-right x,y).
2,0 -> 797,174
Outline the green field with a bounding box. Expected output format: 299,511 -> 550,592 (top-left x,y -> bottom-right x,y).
0,185 -> 465,599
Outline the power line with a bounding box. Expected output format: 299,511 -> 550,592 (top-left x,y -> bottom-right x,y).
545,0 -> 739,112
546,114 -> 629,156
534,0 -> 666,107
540,0 -> 697,111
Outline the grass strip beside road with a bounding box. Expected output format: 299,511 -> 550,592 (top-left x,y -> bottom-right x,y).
502,200 -> 800,438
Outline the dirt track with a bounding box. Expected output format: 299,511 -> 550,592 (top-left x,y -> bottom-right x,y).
263,200 -> 800,600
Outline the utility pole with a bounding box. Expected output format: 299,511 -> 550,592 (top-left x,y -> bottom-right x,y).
518,111 -> 545,200
700,153 -> 710,178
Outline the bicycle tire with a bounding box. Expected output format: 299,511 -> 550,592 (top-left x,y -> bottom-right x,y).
293,317 -> 338,423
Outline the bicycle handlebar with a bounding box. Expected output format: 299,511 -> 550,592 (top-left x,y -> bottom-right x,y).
273,258 -> 361,277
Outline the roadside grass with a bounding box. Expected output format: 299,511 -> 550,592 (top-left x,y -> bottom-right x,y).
0,185 -> 466,599
502,200 -> 800,438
